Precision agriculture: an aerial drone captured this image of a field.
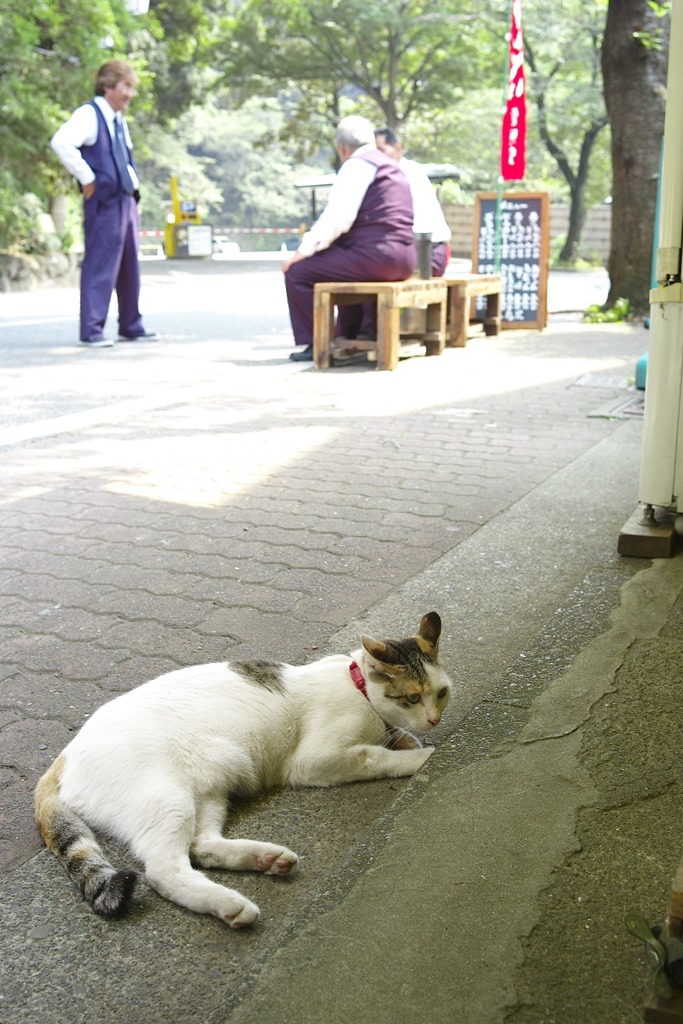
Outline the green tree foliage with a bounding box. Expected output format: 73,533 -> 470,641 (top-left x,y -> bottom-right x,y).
133,0 -> 224,123
0,0 -> 221,250
135,96 -> 315,232
217,0 -> 495,143
0,0 -> 132,204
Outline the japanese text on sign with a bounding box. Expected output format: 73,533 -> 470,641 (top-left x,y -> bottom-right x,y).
473,193 -> 549,329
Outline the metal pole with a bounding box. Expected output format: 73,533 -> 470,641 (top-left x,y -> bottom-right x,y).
495,0 -> 515,273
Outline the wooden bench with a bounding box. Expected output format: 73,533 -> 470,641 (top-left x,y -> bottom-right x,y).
444,273 -> 502,347
313,279 -> 448,370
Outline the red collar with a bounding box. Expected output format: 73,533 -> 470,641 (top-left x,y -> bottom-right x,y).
349,661 -> 369,700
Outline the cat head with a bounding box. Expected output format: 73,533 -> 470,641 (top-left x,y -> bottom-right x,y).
357,612 -> 452,733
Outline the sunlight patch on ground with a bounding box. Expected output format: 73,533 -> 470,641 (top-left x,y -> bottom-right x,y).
102,425 -> 339,507
0,485 -> 51,506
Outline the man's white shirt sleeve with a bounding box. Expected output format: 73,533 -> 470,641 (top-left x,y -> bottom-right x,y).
50,103 -> 100,186
298,152 -> 377,257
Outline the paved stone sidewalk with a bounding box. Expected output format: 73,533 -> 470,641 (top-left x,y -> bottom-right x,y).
0,299 -> 658,1023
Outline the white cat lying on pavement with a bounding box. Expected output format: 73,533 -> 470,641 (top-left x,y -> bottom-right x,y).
36,612 -> 451,928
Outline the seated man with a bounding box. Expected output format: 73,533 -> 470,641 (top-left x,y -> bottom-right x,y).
283,115 -> 415,361
374,127 -> 452,277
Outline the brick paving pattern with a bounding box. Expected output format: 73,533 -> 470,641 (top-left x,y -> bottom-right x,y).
0,315 -> 645,875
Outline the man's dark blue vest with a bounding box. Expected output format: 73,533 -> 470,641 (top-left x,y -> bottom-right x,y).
79,102 -> 135,207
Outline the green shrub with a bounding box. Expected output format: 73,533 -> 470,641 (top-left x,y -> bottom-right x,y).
583,297 -> 630,323
0,175 -> 59,255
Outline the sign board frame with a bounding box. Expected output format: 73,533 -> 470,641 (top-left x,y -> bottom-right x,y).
472,191 -> 549,331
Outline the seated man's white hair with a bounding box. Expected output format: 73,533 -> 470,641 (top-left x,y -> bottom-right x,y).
335,115 -> 376,150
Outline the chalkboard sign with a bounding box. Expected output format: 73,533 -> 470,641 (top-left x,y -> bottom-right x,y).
472,191 -> 549,331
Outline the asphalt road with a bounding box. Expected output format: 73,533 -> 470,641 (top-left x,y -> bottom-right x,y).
0,260 -> 294,432
0,258 -> 610,434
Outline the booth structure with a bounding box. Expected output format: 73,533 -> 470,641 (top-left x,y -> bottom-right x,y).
164,177 -> 213,258
618,0 -> 683,560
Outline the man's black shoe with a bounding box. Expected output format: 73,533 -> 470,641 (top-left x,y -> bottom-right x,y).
289,345 -> 313,362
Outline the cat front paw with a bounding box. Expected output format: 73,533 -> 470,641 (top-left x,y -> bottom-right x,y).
398,745 -> 434,775
386,727 -> 422,751
220,894 -> 261,929
255,848 -> 299,876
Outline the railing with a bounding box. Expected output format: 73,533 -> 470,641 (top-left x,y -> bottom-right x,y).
215,227 -> 301,235
138,228 -> 301,238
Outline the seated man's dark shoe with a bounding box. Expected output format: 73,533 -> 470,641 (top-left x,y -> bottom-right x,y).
332,349 -> 368,365
118,330 -> 159,341
289,345 -> 313,362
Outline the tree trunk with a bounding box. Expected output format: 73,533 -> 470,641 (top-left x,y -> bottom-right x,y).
559,188 -> 586,263
602,0 -> 669,313
558,119 -> 607,262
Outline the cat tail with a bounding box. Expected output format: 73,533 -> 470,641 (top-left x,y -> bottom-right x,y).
35,754 -> 138,918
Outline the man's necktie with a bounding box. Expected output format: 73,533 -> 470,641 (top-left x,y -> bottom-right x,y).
113,117 -> 135,194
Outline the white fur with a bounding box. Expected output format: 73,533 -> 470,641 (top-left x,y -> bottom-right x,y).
56,644 -> 452,926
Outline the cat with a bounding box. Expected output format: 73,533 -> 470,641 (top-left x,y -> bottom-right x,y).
35,611 -> 451,929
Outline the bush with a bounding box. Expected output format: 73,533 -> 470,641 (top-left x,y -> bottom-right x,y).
438,180 -> 473,205
0,175 -> 60,255
583,297 -> 631,323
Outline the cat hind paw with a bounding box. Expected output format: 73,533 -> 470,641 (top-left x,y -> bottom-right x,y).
256,849 -> 299,876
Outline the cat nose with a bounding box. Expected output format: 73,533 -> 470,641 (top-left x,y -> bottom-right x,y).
428,715 -> 440,727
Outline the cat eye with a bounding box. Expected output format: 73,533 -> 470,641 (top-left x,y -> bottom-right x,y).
405,693 -> 420,704
437,688 -> 448,700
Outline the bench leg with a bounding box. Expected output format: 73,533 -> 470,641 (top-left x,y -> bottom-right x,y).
449,286 -> 470,347
424,298 -> 446,356
376,294 -> 400,370
483,291 -> 501,336
313,290 -> 333,369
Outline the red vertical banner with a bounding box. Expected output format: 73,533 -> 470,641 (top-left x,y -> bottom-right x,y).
501,0 -> 526,181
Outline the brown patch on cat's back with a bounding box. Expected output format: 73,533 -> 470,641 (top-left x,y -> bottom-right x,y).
35,752 -> 66,841
230,660 -> 286,693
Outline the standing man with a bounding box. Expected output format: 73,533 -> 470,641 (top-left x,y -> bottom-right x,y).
283,115 -> 415,361
375,128 -> 451,276
51,60 -> 157,348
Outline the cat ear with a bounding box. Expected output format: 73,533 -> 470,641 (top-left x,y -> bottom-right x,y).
360,635 -> 404,678
415,612 -> 441,658
361,634 -> 386,661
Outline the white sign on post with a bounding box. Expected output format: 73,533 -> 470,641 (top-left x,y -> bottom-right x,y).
187,225 -> 213,258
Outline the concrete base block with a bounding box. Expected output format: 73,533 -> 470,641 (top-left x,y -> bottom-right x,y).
644,988 -> 683,1022
618,506 -> 677,558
